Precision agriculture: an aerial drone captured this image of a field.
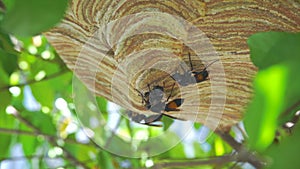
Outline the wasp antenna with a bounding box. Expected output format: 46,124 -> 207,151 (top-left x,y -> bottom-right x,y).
147,84 -> 151,91
170,74 -> 177,81
134,88 -> 143,96
188,52 -> 194,71
203,59 -> 219,70
134,88 -> 148,104
166,83 -> 175,102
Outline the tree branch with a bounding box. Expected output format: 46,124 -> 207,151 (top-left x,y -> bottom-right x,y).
0,69 -> 69,92
280,99 -> 300,118
0,128 -> 95,147
0,154 -> 60,162
0,128 -> 37,136
215,131 -> 265,169
150,154 -> 237,169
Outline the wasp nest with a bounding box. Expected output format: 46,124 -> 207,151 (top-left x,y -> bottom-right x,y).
45,0 -> 300,131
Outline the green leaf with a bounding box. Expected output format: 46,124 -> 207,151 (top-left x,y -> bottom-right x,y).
161,116 -> 174,131
0,48 -> 18,75
30,56 -> 60,76
30,70 -> 70,108
245,65 -> 287,152
0,61 -> 9,85
64,143 -> 98,168
193,142 -> 207,158
0,111 -> 14,128
265,124 -> 300,169
0,134 -> 12,158
156,137 -> 186,159
124,115 -> 134,138
193,122 -> 201,130
0,108 -> 15,159
96,96 -> 108,115
129,158 -> 142,169
214,136 -> 225,156
245,32 -> 300,152
30,81 -> 55,107
248,32 -> 300,69
98,151 -> 116,169
1,0 -> 68,37
2,0 -> 16,12
21,110 -> 56,135
19,124 -> 38,156
0,90 -> 11,110
0,31 -> 16,53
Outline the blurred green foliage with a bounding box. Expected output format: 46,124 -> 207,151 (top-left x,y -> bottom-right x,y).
245,32 -> 300,168
1,0 -> 68,37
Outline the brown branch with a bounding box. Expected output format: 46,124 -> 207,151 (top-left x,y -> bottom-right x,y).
0,0 -> 5,12
280,99 -> 300,117
13,110 -> 41,132
0,128 -> 37,136
11,109 -> 90,169
0,128 -> 94,146
150,154 -> 237,169
0,154 -> 60,162
0,69 -> 69,92
215,131 -> 265,169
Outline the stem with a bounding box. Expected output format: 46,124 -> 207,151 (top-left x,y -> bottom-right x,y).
0,128 -> 94,146
280,99 -> 300,117
150,154 -> 237,169
0,0 -> 5,12
0,154 -> 60,162
0,128 -> 38,136
215,131 -> 265,169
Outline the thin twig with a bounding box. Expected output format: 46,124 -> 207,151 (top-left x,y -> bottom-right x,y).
0,128 -> 94,146
0,69 -> 69,91
0,128 -> 37,136
280,99 -> 300,117
0,0 -> 5,12
215,131 -> 265,169
13,110 -> 41,132
150,154 -> 237,169
0,154 -> 60,162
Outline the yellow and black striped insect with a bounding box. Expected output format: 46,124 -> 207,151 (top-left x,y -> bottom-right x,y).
172,53 -> 218,86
